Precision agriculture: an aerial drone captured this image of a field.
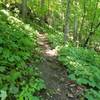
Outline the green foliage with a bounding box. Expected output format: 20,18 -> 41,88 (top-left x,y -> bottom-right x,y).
0,10 -> 45,99
0,90 -> 7,100
0,0 -> 100,99
44,25 -> 64,47
1,0 -> 100,47
33,23 -> 64,48
58,46 -> 100,100
19,79 -> 45,100
85,89 -> 100,100
28,0 -> 48,18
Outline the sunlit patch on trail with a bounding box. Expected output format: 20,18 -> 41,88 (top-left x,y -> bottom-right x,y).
37,32 -> 57,57
45,49 -> 57,57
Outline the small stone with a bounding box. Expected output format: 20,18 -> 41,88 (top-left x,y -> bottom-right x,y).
57,88 -> 61,92
67,93 -> 74,98
70,84 -> 76,87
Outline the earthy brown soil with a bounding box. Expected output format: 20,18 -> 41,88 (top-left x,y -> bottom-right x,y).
37,33 -> 83,100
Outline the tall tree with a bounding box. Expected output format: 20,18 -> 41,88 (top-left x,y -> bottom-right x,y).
78,0 -> 86,45
64,0 -> 70,43
73,0 -> 78,46
22,0 -> 27,20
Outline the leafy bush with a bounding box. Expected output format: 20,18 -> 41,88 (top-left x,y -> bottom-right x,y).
58,46 -> 100,100
0,10 -> 45,99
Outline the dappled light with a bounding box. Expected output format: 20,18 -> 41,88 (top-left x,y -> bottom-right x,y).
45,49 -> 57,57
37,32 -> 57,57
0,0 -> 100,100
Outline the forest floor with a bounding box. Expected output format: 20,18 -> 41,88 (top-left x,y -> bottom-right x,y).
37,32 -> 83,100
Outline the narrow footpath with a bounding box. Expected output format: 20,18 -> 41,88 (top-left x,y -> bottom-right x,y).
37,32 -> 83,100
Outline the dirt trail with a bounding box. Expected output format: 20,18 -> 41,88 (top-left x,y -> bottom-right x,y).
37,33 -> 81,100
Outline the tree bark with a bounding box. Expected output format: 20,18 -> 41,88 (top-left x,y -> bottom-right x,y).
83,22 -> 100,47
73,0 -> 78,46
64,0 -> 70,43
78,0 -> 86,45
21,0 -> 27,21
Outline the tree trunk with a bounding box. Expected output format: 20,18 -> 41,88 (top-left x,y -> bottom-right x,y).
21,0 -> 27,21
84,22 -> 100,47
73,0 -> 78,46
64,0 -> 70,43
78,0 -> 86,45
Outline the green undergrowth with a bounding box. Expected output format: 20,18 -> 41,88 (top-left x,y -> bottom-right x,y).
34,21 -> 100,100
0,10 -> 45,100
58,45 -> 100,100
33,23 -> 64,48
43,24 -> 64,47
